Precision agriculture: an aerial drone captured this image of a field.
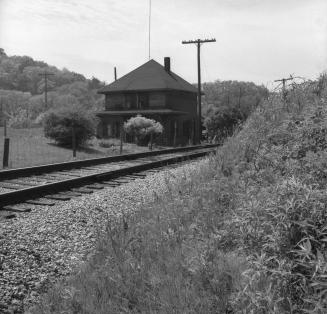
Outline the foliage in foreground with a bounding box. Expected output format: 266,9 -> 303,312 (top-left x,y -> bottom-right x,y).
43,108 -> 97,146
31,74 -> 327,313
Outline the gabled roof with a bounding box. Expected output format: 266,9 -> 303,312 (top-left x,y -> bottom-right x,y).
98,59 -> 197,94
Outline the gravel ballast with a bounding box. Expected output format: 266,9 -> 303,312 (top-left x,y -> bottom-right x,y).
0,161 -> 201,314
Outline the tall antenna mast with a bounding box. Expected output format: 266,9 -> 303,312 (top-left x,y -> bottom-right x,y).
148,0 -> 152,60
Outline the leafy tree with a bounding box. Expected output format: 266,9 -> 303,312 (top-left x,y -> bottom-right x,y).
202,80 -> 268,141
18,66 -> 44,94
43,108 -> 97,146
204,107 -> 242,142
124,115 -> 163,145
88,76 -> 104,89
0,51 -> 105,127
0,48 -> 7,56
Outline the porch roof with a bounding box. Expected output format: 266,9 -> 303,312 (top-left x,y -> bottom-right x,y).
96,109 -> 188,117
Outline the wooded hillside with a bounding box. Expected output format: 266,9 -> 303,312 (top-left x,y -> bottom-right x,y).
0,48 -> 104,127
0,48 -> 268,136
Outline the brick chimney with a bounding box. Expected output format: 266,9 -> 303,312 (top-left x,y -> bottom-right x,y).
164,57 -> 171,73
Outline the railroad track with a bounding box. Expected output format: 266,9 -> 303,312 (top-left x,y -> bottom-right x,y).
0,144 -> 217,218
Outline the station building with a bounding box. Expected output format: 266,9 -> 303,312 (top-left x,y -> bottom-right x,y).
97,57 -> 199,146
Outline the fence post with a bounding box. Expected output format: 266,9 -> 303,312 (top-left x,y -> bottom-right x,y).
3,137 -> 10,168
120,124 -> 123,155
173,121 -> 177,147
4,119 -> 7,137
149,133 -> 153,151
72,123 -> 76,158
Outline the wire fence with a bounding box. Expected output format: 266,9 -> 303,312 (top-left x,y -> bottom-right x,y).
0,127 -> 149,169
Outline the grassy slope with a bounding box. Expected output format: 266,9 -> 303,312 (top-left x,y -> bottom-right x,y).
30,76 -> 327,313
0,128 -> 150,169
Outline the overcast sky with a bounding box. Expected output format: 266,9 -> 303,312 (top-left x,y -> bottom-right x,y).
0,0 -> 326,87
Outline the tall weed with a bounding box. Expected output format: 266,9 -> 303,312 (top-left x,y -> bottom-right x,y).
31,75 -> 327,313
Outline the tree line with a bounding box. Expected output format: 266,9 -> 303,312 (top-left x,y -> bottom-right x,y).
0,48 -> 104,127
202,80 -> 268,141
0,48 -> 269,145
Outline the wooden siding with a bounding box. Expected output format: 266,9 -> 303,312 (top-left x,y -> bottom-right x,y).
165,90 -> 197,115
100,90 -> 198,145
148,92 -> 165,108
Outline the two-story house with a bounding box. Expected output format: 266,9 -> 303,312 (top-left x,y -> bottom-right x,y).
97,57 -> 199,145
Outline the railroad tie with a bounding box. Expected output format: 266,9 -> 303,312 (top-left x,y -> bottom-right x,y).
122,175 -> 140,179
110,180 -> 130,184
6,179 -> 38,186
44,195 -> 71,201
71,188 -> 94,194
0,211 -> 16,219
60,191 -> 83,197
128,173 -> 147,177
25,199 -> 56,206
0,183 -> 22,190
85,184 -> 105,189
58,172 -> 82,177
2,206 -> 32,213
100,181 -> 120,187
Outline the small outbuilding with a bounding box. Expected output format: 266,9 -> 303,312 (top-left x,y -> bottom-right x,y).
97,57 -> 199,146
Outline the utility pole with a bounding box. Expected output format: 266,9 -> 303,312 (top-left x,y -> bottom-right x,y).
182,38 -> 216,143
274,75 -> 294,101
38,71 -> 54,109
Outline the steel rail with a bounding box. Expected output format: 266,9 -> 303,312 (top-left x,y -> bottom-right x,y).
0,148 -> 216,208
0,144 -> 218,180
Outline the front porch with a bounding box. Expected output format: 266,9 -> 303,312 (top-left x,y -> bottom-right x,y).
96,110 -> 195,146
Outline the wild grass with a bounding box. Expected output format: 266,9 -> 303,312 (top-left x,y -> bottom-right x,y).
0,128 -> 149,169
30,74 -> 327,313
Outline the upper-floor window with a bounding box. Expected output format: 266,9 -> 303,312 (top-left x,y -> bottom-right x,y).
149,92 -> 165,108
138,93 -> 148,109
106,94 -> 124,110
125,94 -> 137,109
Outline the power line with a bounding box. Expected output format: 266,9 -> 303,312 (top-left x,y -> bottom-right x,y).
38,71 -> 54,109
182,38 -> 216,143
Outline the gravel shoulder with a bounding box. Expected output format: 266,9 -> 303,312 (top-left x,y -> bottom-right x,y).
0,161 -> 200,314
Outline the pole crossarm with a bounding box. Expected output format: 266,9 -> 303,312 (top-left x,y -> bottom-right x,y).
274,76 -> 294,84
182,39 -> 216,44
274,75 -> 295,101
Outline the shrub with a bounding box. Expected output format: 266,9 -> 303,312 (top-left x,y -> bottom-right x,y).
204,107 -> 242,142
43,108 -> 97,146
123,115 -> 163,145
98,139 -> 115,148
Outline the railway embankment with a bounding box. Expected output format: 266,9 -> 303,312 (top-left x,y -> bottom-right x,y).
3,76 -> 327,313
1,164 -> 197,313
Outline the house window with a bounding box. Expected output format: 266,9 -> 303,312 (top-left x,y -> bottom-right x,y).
138,93 -> 149,109
149,92 -> 165,108
125,94 -> 137,109
108,94 -> 124,109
